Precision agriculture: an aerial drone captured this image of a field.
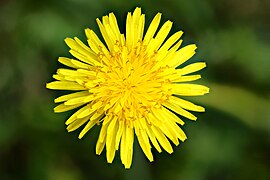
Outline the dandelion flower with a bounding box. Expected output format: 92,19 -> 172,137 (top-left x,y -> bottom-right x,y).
46,7 -> 209,168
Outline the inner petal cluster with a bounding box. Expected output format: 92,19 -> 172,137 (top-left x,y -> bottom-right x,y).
92,41 -> 172,125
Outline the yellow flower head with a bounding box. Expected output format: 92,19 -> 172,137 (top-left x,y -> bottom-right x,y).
46,7 -> 209,168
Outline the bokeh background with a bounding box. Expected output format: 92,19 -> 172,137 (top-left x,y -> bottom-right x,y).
0,0 -> 269,179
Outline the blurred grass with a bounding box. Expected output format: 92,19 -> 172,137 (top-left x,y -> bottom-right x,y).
0,0 -> 269,180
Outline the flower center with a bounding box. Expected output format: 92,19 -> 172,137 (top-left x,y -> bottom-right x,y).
91,42 -> 172,122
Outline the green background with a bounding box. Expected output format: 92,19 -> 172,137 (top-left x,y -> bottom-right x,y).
0,0 -> 269,179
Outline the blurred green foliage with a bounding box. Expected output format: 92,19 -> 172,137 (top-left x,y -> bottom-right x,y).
0,0 -> 269,179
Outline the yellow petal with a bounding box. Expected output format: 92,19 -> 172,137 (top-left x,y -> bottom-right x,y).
90,111 -> 104,121
85,28 -> 110,56
57,69 -> 86,77
120,125 -> 127,165
54,91 -> 89,103
64,95 -> 93,106
46,81 -> 86,91
96,123 -> 108,155
169,96 -> 205,112
157,39 -> 182,66
96,18 -> 114,52
163,101 -> 197,120
77,106 -> 95,119
167,44 -> 197,68
115,120 -> 124,150
141,118 -> 162,153
96,138 -> 106,155
92,101 -> 104,111
108,13 -> 122,41
178,62 -> 206,75
106,116 -> 118,163
171,83 -> 210,96
134,121 -> 153,162
97,121 -> 109,144
151,109 -> 179,145
169,74 -> 201,83
151,20 -> 173,50
58,57 -> 77,68
159,31 -> 183,52
78,118 -> 99,139
137,14 -> 145,42
124,126 -> 134,168
126,12 -> 133,50
103,17 -> 118,45
74,37 -> 93,52
54,103 -> 85,113
65,38 -> 96,59
70,59 -> 91,69
143,13 -> 161,45
160,106 -> 185,125
164,119 -> 187,142
65,105 -> 89,125
52,74 -> 65,81
69,49 -> 100,66
102,115 -> 113,126
67,116 -> 89,132
151,126 -> 173,153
